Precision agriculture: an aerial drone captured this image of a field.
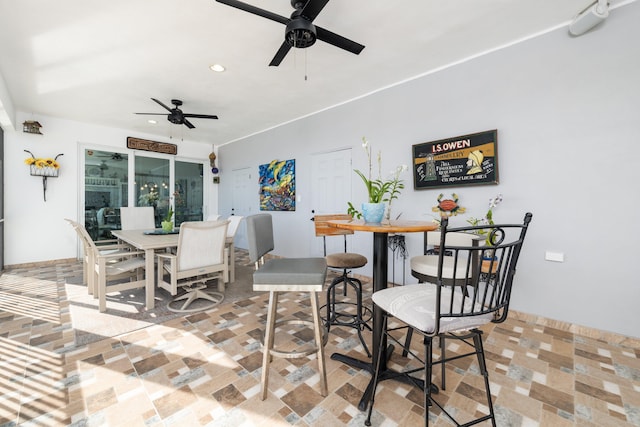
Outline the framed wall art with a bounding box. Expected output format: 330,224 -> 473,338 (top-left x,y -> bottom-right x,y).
259,159 -> 296,211
413,129 -> 498,190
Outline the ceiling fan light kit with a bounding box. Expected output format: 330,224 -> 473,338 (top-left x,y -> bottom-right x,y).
569,0 -> 609,36
286,18 -> 316,48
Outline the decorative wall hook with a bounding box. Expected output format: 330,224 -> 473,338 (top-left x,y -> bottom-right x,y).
24,150 -> 63,201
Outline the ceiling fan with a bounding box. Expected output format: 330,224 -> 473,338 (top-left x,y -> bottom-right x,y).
135,98 -> 218,129
215,0 -> 365,66
96,152 -> 124,161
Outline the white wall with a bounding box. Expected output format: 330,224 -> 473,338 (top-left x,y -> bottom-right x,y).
4,112 -> 216,265
218,3 -> 640,338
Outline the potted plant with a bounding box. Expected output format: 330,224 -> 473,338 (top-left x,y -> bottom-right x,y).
347,137 -> 407,223
468,194 -> 503,273
161,205 -> 174,232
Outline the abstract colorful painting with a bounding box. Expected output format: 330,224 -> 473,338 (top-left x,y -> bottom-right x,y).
259,159 -> 295,211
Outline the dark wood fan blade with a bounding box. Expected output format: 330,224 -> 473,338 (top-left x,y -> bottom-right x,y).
183,119 -> 195,129
316,26 -> 365,55
300,0 -> 330,21
151,98 -> 173,112
183,114 -> 218,119
269,41 -> 292,66
215,0 -> 289,25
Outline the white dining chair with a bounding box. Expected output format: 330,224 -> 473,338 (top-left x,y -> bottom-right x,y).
64,218 -> 132,296
120,206 -> 155,230
65,218 -> 146,312
156,220 -> 229,312
224,215 -> 244,283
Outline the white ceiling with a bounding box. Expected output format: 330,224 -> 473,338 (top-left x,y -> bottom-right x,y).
0,0 -> 626,146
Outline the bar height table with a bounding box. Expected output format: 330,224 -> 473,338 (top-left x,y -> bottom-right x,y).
327,219 -> 438,411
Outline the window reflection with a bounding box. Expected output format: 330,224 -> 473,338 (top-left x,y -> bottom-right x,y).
84,150 -> 128,241
135,157 -> 170,228
175,161 -> 204,225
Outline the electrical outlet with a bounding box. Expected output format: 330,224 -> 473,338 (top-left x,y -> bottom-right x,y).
545,251 -> 564,262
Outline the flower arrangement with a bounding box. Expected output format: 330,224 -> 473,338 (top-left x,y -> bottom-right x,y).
163,205 -> 174,223
467,193 -> 503,244
24,150 -> 62,177
347,137 -> 408,219
138,189 -> 159,206
24,156 -> 60,169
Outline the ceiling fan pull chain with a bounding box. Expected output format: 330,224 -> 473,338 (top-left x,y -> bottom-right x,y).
304,48 -> 308,81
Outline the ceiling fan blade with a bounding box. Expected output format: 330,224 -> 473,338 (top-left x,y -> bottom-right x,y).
316,26 -> 365,55
135,112 -> 167,116
183,119 -> 195,129
151,98 -> 173,112
215,0 -> 289,25
269,41 -> 292,67
300,0 -> 330,21
183,114 -> 219,119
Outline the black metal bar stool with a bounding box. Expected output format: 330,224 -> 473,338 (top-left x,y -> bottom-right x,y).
313,214 -> 372,357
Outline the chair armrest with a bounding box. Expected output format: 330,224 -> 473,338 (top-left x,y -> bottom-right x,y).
96,243 -> 133,251
96,250 -> 145,260
96,239 -> 119,246
156,253 -> 176,261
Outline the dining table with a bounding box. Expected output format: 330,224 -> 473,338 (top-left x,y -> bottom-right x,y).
327,218 -> 439,411
110,228 -> 180,310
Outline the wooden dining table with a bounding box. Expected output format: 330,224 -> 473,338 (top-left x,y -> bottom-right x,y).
327,219 -> 439,411
110,228 -> 179,310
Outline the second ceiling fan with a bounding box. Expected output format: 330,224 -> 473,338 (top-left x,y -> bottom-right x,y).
136,98 -> 218,129
216,0 -> 365,66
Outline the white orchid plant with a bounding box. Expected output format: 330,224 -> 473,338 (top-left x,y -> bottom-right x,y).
348,137 -> 408,219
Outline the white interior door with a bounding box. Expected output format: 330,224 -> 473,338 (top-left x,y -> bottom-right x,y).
231,167 -> 253,249
310,148 -> 352,256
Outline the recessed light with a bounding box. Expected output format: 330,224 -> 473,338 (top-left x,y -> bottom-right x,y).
148,119 -> 157,124
210,64 -> 225,72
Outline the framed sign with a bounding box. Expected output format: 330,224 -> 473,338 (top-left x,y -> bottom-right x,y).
413,130 -> 498,190
127,137 -> 177,155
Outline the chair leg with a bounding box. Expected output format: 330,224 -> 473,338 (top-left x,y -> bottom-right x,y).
474,331 -> 497,426
424,335 -> 434,427
402,327 -> 414,357
260,291 -> 278,400
310,291 -> 328,396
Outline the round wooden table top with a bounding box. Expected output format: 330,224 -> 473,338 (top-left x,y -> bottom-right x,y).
328,219 -> 439,233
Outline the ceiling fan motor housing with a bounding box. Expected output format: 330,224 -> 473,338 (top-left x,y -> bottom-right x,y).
286,17 -> 316,48
168,111 -> 183,124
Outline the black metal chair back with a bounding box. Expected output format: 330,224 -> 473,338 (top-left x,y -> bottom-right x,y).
432,212 -> 533,334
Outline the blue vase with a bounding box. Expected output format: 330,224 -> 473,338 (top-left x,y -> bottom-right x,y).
361,202 -> 386,223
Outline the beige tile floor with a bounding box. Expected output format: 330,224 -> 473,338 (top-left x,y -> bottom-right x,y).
1,253 -> 639,426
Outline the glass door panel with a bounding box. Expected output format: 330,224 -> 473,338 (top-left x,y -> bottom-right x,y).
135,156 -> 170,228
175,161 -> 204,226
84,150 -> 128,240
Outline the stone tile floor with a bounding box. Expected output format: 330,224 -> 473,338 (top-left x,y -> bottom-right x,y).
1,252 -> 639,426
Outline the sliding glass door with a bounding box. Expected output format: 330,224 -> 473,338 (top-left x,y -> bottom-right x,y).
135,156 -> 170,228
83,148 -> 205,240
175,160 -> 204,224
84,150 -> 128,240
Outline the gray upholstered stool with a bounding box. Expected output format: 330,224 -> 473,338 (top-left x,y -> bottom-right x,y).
247,213 -> 328,400
314,214 -> 372,356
